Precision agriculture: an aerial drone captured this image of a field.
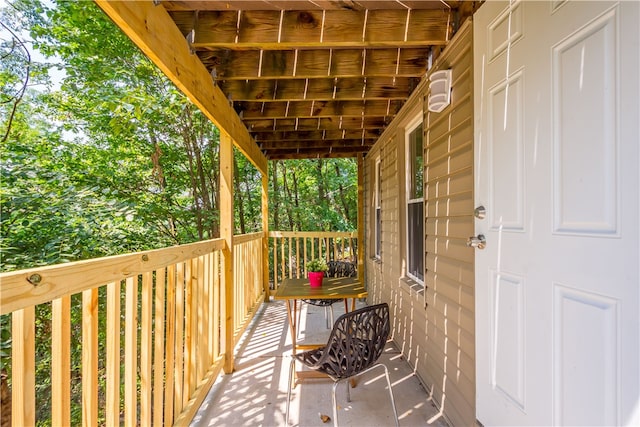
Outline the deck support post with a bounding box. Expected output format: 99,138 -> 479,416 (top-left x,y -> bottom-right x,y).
220,131 -> 235,374
262,171 -> 270,299
357,153 -> 365,284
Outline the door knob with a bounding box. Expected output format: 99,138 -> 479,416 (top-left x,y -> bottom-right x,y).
467,234 -> 486,249
474,205 -> 486,219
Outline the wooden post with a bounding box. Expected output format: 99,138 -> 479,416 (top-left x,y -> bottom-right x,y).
357,153 -> 365,284
262,171 -> 270,299
82,288 -> 98,427
12,307 -> 35,426
220,131 -> 235,374
52,296 -> 71,426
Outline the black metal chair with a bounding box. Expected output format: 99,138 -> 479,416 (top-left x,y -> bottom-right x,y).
285,303 -> 399,427
298,260 -> 357,333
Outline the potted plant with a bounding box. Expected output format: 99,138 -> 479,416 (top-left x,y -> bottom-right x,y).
306,258 -> 328,287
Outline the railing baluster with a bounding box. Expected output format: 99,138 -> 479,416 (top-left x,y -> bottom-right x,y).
213,251 -> 220,359
196,255 -> 203,380
189,258 -> 198,397
52,295 -> 71,426
140,271 -> 153,426
12,307 -> 35,426
125,276 -> 137,427
287,237 -> 292,278
82,288 -> 99,427
165,264 -> 176,425
174,262 -> 184,420
153,269 -> 166,426
311,237 -> 316,267
295,237 -> 300,278
272,236 -> 278,289
199,255 -> 208,382
183,260 -> 193,407
106,283 -> 120,427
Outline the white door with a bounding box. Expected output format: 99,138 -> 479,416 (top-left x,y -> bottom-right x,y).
474,1 -> 639,425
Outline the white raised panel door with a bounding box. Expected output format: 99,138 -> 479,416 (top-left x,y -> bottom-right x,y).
474,1 -> 639,426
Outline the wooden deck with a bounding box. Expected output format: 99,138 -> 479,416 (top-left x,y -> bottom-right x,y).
191,299 -> 450,427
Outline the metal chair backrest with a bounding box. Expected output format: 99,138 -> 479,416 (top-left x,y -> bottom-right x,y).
297,303 -> 389,381
326,260 -> 357,278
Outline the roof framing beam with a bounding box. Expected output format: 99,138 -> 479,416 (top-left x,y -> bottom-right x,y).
200,48 -> 430,80
169,9 -> 451,49
220,77 -> 418,102
260,139 -> 374,150
95,0 -> 267,175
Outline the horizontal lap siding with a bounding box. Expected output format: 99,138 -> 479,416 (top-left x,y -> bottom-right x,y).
423,22 -> 475,427
366,134 -> 400,305
365,20 -> 474,427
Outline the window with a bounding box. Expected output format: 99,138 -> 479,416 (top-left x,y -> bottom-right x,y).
406,121 -> 424,282
374,157 -> 381,259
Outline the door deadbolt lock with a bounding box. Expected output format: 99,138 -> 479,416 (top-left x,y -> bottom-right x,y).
467,234 -> 486,249
474,205 -> 486,220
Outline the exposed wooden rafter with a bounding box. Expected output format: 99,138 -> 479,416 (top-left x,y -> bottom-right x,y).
99,0 -> 477,160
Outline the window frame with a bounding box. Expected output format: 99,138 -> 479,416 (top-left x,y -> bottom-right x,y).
405,116 -> 424,283
374,156 -> 382,259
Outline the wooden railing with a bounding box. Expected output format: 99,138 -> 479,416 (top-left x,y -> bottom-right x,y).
268,231 -> 358,290
0,233 -> 266,426
232,232 -> 265,342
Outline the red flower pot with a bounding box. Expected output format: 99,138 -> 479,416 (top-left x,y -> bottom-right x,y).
308,271 -> 324,287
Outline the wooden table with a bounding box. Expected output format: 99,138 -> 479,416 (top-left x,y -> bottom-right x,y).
274,276 -> 368,353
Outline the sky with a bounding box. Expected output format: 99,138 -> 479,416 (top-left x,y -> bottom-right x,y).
1,0 -> 66,91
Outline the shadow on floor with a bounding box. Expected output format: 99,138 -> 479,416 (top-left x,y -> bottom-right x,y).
191,300 -> 449,427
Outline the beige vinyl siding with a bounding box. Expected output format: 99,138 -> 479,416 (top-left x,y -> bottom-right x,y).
364,20 -> 475,427
422,21 -> 474,427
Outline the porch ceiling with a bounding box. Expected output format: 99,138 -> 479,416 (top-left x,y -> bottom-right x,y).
155,0 -> 476,160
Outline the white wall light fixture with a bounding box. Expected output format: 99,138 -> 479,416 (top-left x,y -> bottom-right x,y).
427,69 -> 452,113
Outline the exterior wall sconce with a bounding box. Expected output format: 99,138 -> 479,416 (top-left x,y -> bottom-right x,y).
427,69 -> 452,113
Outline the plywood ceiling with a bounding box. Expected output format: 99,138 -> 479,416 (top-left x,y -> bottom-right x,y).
159,0 -> 476,159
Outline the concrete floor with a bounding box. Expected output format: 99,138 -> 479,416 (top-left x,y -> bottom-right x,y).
191,299 -> 450,427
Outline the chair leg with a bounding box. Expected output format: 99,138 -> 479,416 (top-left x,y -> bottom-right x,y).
331,381 -> 340,427
340,364 -> 400,427
285,357 -> 296,426
297,302 -> 303,339
379,364 -> 400,427
327,305 -> 335,329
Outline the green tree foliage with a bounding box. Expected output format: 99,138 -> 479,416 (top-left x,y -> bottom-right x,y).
0,1 -> 357,424
1,0 -> 229,274
269,158 -> 357,231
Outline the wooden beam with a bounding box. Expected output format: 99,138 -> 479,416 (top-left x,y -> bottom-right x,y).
94,0 -> 267,175
200,48 -> 430,80
170,10 -> 450,49
357,153 -> 365,284
265,146 -> 369,159
259,139 -> 376,150
255,129 -> 381,142
219,131 -> 234,374
219,76 -> 418,102
244,116 -> 391,132
267,151 -> 363,160
239,100 -> 405,119
261,173 -> 270,298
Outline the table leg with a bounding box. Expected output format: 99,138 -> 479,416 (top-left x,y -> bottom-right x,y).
283,299 -> 298,354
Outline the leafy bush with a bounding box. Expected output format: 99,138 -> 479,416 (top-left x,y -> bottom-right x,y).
306,258 -> 328,272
